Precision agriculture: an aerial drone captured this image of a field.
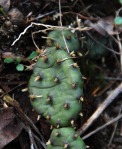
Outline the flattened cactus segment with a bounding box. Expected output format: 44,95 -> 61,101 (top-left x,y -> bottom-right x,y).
47,30 -> 80,52
46,127 -> 86,149
29,46 -> 83,127
28,30 -> 85,148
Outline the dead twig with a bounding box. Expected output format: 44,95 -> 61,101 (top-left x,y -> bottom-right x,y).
27,126 -> 38,149
77,83 -> 122,135
11,22 -> 90,46
27,10 -> 58,23
59,0 -> 69,53
108,104 -> 122,146
0,82 -> 26,98
116,32 -> 122,72
63,11 -> 97,21
82,113 -> 122,140
96,76 -> 122,81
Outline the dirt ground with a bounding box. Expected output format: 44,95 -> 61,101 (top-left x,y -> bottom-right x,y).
0,0 -> 122,149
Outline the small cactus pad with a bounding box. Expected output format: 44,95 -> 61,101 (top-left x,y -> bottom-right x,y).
46,127 -> 86,149
47,30 -> 80,52
29,45 -> 83,127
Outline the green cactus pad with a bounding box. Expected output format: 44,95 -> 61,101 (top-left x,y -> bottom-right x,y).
47,30 -> 80,52
28,30 -> 86,148
46,127 -> 86,149
29,45 -> 83,127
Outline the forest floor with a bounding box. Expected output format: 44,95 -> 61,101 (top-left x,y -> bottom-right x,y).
0,0 -> 122,149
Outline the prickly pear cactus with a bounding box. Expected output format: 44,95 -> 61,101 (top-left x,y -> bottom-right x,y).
46,127 -> 85,149
47,30 -> 80,52
28,30 -> 85,149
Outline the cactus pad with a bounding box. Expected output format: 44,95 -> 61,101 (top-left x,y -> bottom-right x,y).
47,30 -> 80,52
29,46 -> 83,127
46,127 -> 86,149
28,30 -> 85,148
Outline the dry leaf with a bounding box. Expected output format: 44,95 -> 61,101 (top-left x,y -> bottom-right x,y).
85,16 -> 118,35
8,8 -> 24,24
0,107 -> 23,148
0,0 -> 10,12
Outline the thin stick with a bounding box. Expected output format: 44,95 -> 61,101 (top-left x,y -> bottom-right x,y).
59,0 -> 69,53
82,114 -> 122,140
108,104 -> 122,146
31,10 -> 57,22
0,82 -> 26,98
27,126 -> 37,149
116,33 -> 122,72
96,76 -> 122,81
11,22 -> 89,46
77,83 -> 122,135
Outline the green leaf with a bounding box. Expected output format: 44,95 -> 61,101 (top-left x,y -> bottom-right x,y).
27,51 -> 38,60
114,16 -> 122,25
16,64 -> 24,71
4,57 -> 14,63
16,57 -> 22,63
119,0 -> 122,4
0,6 -> 6,16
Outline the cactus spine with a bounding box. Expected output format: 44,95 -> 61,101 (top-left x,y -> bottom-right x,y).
29,30 -> 85,149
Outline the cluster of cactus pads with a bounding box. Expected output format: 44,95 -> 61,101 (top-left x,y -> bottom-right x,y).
29,30 -> 86,149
